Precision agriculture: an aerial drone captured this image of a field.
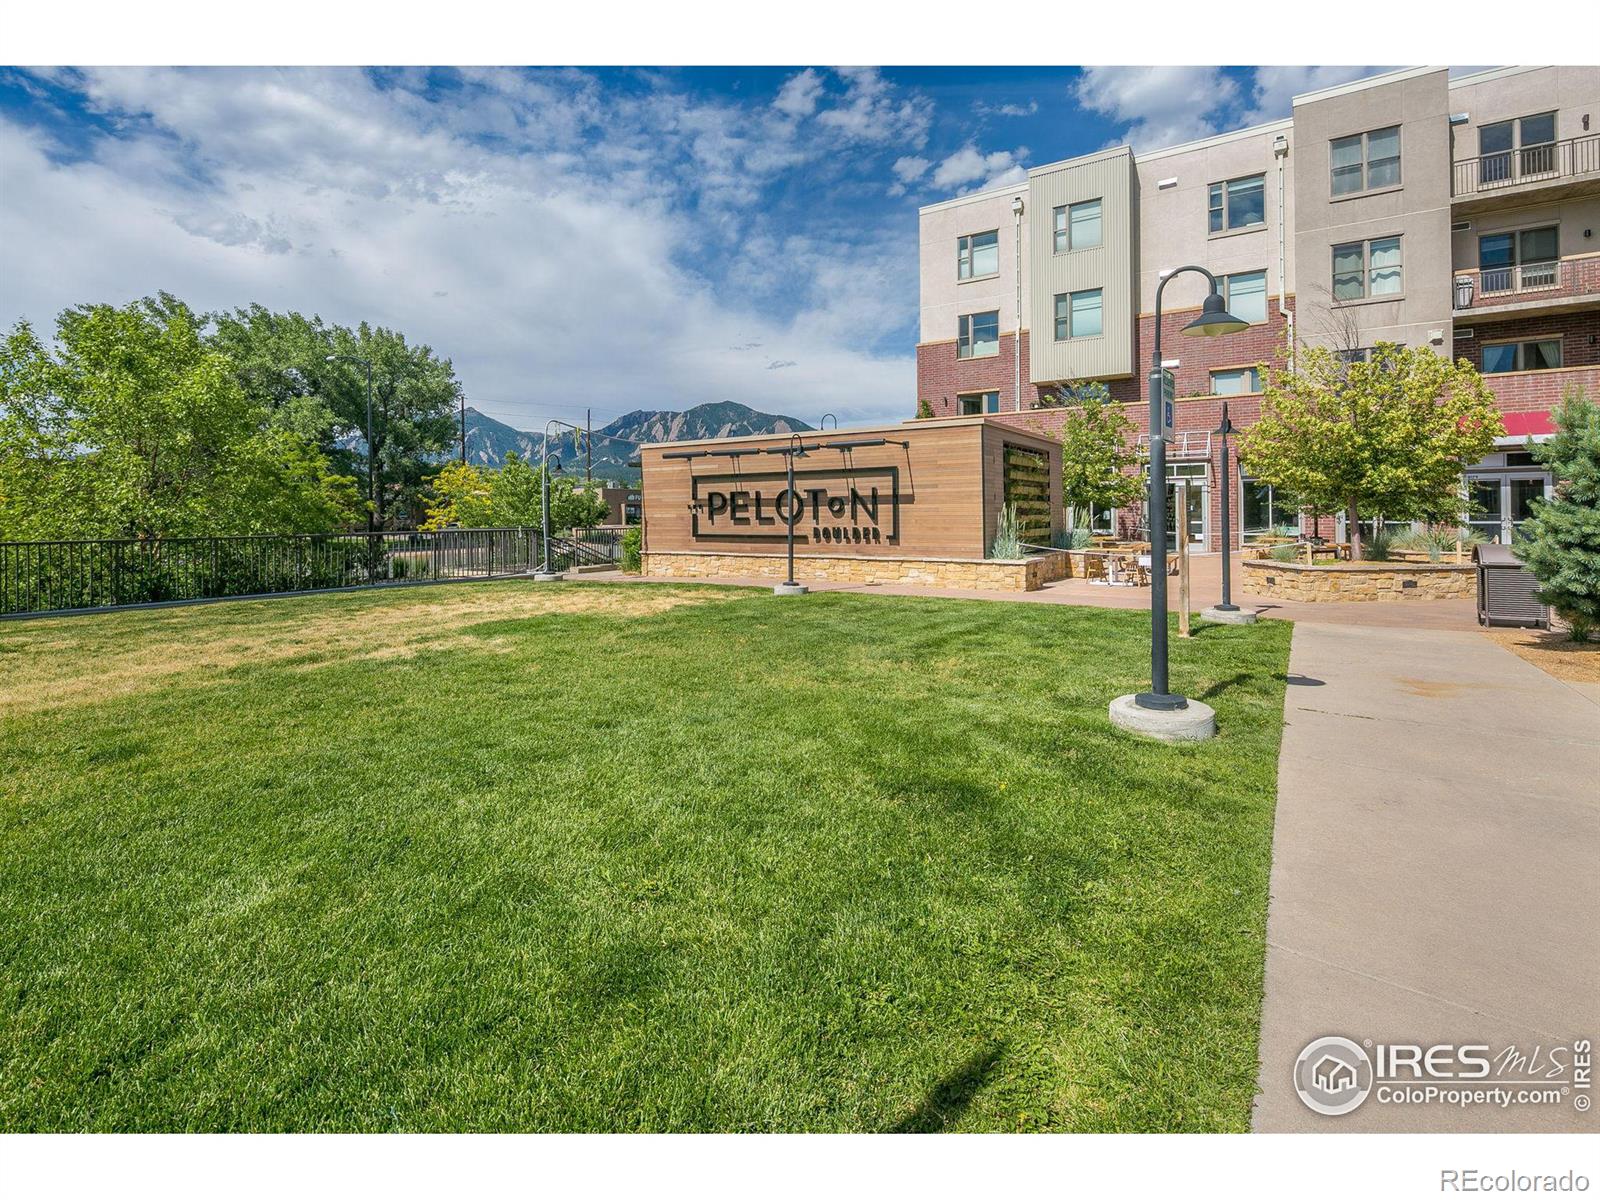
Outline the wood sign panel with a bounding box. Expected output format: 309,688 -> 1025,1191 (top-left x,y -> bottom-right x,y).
640,418 -> 1062,561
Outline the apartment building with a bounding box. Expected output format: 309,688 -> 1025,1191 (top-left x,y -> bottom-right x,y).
916,65 -> 1600,551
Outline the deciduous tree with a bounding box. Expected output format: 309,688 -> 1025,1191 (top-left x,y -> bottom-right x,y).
1053,383 -> 1144,528
0,300 -> 360,540
1237,343 -> 1502,559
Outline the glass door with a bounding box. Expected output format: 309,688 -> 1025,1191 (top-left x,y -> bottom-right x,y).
1164,465 -> 1207,546
1509,477 -> 1548,541
1467,477 -> 1504,542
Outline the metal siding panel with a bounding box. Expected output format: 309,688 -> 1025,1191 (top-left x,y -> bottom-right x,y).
1027,150 -> 1136,385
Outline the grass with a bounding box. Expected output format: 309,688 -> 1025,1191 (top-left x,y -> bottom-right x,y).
0,580 -> 1292,1132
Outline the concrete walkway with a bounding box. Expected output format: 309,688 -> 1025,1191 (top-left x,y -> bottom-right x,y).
1253,622 -> 1600,1132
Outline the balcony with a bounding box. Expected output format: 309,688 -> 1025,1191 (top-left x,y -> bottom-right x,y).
1482,364 -> 1600,417
1451,134 -> 1600,211
1453,255 -> 1600,323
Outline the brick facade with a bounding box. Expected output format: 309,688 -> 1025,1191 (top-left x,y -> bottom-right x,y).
914,301 -> 1595,552
915,306 -> 1319,551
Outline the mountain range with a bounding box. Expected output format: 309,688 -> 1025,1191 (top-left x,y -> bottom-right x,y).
462,401 -> 813,481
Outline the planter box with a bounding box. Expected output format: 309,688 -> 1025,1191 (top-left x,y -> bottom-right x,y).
643,549 -> 1070,592
1241,559 -> 1474,602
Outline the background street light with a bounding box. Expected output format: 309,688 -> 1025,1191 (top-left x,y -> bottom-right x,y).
765,434 -> 812,596
325,353 -> 375,531
536,418 -> 585,581
1202,402 -> 1258,625
1121,266 -> 1246,736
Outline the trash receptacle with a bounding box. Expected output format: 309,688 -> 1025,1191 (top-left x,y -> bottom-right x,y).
1475,543 -> 1549,628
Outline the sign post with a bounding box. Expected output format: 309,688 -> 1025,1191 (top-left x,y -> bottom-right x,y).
1177,479 -> 1191,639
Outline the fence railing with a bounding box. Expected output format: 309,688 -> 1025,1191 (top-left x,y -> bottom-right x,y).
1452,133 -> 1600,196
0,527 -> 560,617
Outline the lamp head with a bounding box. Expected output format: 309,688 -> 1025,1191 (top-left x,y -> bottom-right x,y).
1183,291 -> 1249,338
550,456 -> 563,475
1214,400 -> 1236,438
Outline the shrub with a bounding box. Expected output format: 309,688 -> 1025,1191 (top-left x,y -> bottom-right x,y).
1268,543 -> 1299,563
1362,530 -> 1394,561
1516,390 -> 1600,641
621,526 -> 643,573
989,503 -> 1023,560
1392,525 -> 1486,561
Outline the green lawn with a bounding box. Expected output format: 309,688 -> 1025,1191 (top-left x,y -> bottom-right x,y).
0,580 -> 1291,1132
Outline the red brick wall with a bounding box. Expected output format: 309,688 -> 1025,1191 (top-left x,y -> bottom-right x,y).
913,300 -> 1594,552
1456,308 -> 1600,371
915,333 -> 1050,414
915,306 -> 1292,416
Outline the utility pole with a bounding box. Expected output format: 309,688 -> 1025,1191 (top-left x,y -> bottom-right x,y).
460,395 -> 467,464
586,407 -> 592,489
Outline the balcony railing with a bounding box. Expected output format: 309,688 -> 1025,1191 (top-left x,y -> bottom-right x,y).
1452,133 -> 1600,197
1454,255 -> 1598,312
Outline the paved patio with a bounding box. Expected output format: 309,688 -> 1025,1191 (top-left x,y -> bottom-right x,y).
576,555 -> 1479,630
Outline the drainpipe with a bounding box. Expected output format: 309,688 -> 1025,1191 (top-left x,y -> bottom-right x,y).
1274,132 -> 1294,369
1012,195 -> 1025,411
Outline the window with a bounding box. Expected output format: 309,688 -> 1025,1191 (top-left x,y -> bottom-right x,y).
1330,125 -> 1401,195
1222,270 -> 1268,325
1208,174 -> 1266,233
1242,478 -> 1300,541
1054,289 -> 1103,340
957,311 -> 999,358
958,391 -> 1001,415
1482,339 -> 1562,373
957,230 -> 999,280
1478,225 -> 1559,292
1335,347 -> 1370,364
1480,111 -> 1558,182
1054,198 -> 1102,252
1331,236 -> 1402,301
1211,367 -> 1261,395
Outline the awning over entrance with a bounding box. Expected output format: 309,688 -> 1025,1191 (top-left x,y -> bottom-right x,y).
1500,409 -> 1553,438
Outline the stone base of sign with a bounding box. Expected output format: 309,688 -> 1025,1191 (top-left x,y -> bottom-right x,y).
642,549 -> 1070,592
772,583 -> 810,596
1108,693 -> 1218,742
533,572 -> 566,583
1202,605 -> 1259,624
1241,559 -> 1473,602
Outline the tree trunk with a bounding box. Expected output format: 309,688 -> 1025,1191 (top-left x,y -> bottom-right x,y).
1346,499 -> 1363,562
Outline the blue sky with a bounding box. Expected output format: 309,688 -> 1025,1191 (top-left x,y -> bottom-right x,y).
0,65 -> 1392,433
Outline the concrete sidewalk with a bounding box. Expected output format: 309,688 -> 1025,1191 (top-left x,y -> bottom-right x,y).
1253,623 -> 1600,1132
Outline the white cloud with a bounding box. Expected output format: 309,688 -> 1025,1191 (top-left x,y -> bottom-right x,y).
1073,66 -> 1241,151
975,99 -> 1038,118
1242,66 -> 1388,124
929,144 -> 1028,192
0,68 -> 922,433
815,67 -> 932,147
773,68 -> 823,118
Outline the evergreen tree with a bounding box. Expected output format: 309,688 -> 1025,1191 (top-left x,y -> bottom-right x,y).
1515,390 -> 1600,641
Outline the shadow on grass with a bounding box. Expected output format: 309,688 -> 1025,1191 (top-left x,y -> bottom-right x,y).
887,1041 -> 1005,1133
1196,672 -> 1250,701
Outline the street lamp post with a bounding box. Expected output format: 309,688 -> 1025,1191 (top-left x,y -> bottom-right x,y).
770,434 -> 810,596
536,418 -> 583,582
1201,403 -> 1258,625
326,354 -> 375,531
1110,267 -> 1247,741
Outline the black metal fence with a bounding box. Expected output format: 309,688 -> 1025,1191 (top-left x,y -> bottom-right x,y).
0,527 -> 582,617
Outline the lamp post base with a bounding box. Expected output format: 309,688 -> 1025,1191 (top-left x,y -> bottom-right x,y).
533,572 -> 566,583
1201,605 -> 1258,625
773,582 -> 809,596
1110,694 -> 1216,742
